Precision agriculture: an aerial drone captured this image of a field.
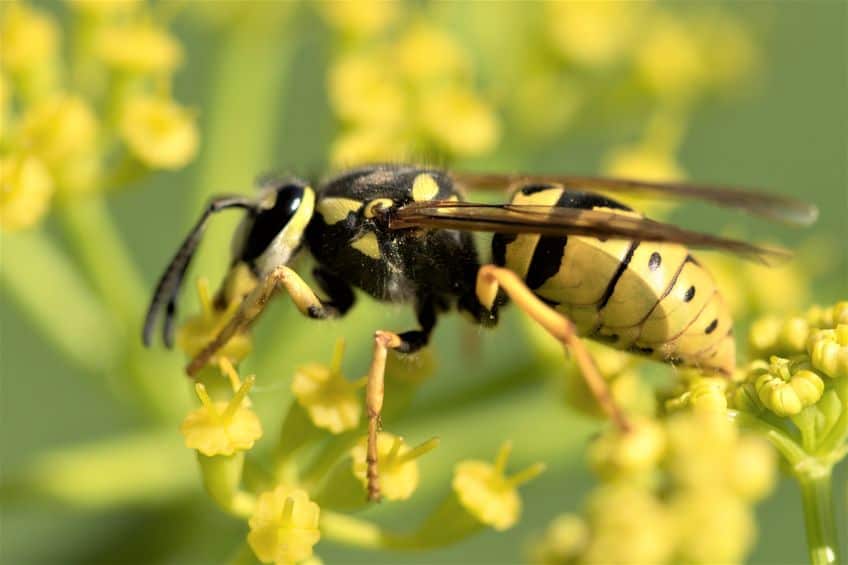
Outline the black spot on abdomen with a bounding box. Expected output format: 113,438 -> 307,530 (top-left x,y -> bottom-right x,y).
648,251 -> 662,271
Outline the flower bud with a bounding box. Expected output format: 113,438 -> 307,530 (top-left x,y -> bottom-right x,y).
807,325 -> 848,379
19,94 -> 99,168
753,357 -> 825,417
527,514 -> 589,565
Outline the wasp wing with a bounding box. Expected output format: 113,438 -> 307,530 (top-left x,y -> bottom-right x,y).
451,172 -> 818,227
390,201 -> 792,265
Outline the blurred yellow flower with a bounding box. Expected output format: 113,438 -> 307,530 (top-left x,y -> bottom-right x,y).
0,153 -> 54,231
291,339 -> 365,434
247,486 -> 321,565
120,95 -> 199,170
728,435 -> 777,502
546,1 -> 648,68
419,85 -> 500,157
528,514 -> 589,565
395,23 -> 468,82
808,325 -> 848,379
452,441 -> 545,531
749,315 -> 810,358
637,14 -> 704,101
328,52 -> 406,127
588,418 -> 665,479
583,483 -> 674,565
317,0 -> 400,39
19,94 -> 99,167
0,2 -> 59,73
603,142 -> 685,183
671,488 -> 755,564
350,433 -> 438,501
181,377 -> 262,457
0,72 -> 8,139
69,0 -> 140,19
807,302 -> 848,329
330,128 -> 410,168
95,21 -> 183,74
177,278 -> 252,367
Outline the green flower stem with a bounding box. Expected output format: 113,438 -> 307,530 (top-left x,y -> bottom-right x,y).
0,229 -> 119,375
189,29 -> 295,288
319,511 -> 386,549
798,466 -> 839,565
818,377 -> 848,455
58,195 -> 148,328
728,410 -> 808,464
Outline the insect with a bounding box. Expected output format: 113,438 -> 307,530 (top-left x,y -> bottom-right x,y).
143,163 -> 817,501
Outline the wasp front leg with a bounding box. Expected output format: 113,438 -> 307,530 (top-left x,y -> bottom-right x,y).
476,265 -> 631,432
186,265 -> 351,377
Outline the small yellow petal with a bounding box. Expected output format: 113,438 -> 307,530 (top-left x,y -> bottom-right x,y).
248,486 -> 321,564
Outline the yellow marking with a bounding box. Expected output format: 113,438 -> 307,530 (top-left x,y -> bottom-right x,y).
537,236 -> 632,305
639,259 -> 716,344
364,198 -> 394,218
317,197 -> 361,225
599,242 -> 689,328
281,187 -> 315,249
412,173 -> 440,201
503,187 -> 563,279
351,232 -> 381,259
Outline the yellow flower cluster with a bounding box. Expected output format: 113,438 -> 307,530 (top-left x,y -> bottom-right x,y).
0,0 -> 197,232
321,5 -> 499,166
531,412 -> 776,564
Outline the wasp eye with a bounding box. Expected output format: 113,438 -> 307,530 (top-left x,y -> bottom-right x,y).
364,198 -> 394,219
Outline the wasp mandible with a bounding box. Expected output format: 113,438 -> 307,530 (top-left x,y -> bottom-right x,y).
143,164 -> 817,501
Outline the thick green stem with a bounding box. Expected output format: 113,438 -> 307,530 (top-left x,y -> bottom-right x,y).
798,467 -> 839,565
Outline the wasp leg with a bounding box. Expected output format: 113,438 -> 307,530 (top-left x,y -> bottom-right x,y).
186,265 -> 344,377
475,265 -> 631,432
364,330 -> 402,502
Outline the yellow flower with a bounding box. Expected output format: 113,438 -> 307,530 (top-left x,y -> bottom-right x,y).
395,23 -> 468,82
749,315 -> 811,358
95,22 -> 183,74
292,339 -> 364,434
0,72 -> 9,138
671,488 -> 755,564
546,1 -> 648,68
176,278 -> 252,364
452,441 -> 545,531
316,0 -> 400,39
0,153 -> 54,232
637,14 -> 705,101
589,418 -> 665,479
328,52 -> 406,127
120,95 -> 199,170
665,411 -> 737,488
419,85 -> 500,157
19,93 -> 99,167
247,486 -> 321,565
528,514 -> 589,565
806,302 -> 848,329
350,433 -> 438,501
181,376 -> 262,457
583,483 -> 674,565
329,127 -> 411,168
808,325 -> 848,379
69,0 -> 140,19
667,376 -> 729,414
753,356 -> 825,417
603,142 -> 685,183
728,436 -> 777,502
0,2 -> 59,73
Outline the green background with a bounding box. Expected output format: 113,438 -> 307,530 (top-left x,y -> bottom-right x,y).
2,2 -> 846,563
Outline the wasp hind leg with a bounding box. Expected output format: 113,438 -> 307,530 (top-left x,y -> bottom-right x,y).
475,264 -> 631,432
186,265 -> 352,377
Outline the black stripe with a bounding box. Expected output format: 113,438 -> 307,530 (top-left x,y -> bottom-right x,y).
597,242 -> 639,309
525,235 -> 567,289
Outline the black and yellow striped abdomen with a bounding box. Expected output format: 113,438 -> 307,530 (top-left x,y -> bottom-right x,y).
492,185 -> 735,375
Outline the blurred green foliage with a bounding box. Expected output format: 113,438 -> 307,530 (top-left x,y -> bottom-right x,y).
1,1 -> 846,564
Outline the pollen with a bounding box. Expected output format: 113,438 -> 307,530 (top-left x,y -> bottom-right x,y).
452,441 -> 545,531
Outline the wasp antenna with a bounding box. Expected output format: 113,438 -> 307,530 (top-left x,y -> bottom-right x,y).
142,195 -> 257,348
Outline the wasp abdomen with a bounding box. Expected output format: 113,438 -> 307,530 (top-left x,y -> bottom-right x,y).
494,185 -> 735,374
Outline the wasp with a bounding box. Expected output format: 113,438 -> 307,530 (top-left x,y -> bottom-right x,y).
143,163 -> 817,501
